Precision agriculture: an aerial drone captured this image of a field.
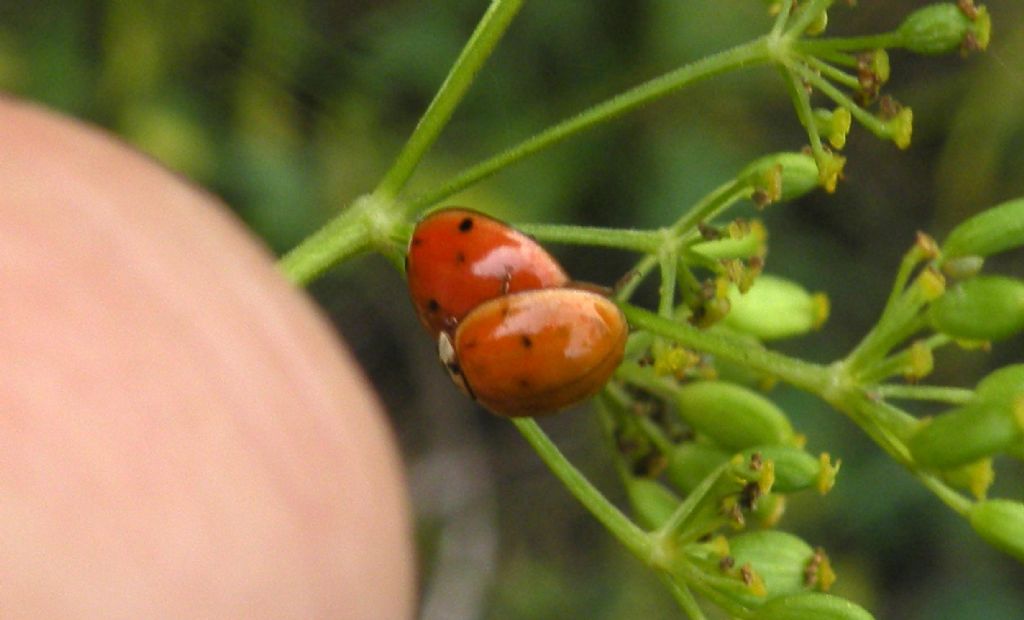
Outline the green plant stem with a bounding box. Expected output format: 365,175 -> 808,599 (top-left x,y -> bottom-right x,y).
616,361 -> 683,403
795,32 -> 902,55
915,471 -> 973,516
796,64 -> 893,138
375,0 -> 524,198
669,178 -> 751,236
784,0 -> 835,38
278,198 -> 376,285
516,223 -> 662,253
873,384 -> 976,405
658,250 -> 679,318
803,55 -> 860,90
844,280 -> 930,375
780,65 -> 826,162
616,179 -> 753,302
662,577 -> 708,620
655,463 -> 728,544
690,233 -> 764,261
816,49 -> 859,68
769,0 -> 796,39
883,245 -> 928,317
621,304 -> 830,394
670,560 -> 754,619
406,37 -> 772,213
858,333 -> 951,384
512,418 -> 653,560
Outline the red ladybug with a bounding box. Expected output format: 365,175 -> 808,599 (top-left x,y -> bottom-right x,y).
439,288 -> 628,417
406,208 -> 568,337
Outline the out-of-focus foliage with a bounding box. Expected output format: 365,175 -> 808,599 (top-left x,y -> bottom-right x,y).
3,1 -> 1022,618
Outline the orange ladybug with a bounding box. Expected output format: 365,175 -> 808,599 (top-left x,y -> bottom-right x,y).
439,288 -> 628,417
406,208 -> 568,337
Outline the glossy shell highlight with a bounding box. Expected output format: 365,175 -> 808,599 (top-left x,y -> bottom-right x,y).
406,208 -> 569,337
448,288 -> 628,417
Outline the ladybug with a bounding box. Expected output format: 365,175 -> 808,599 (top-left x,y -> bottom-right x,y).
439,288 -> 628,417
406,208 -> 569,337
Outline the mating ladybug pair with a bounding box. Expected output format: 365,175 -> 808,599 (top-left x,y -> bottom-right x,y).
406,208 -> 628,417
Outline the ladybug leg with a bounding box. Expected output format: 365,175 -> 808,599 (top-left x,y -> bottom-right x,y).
438,332 -> 475,400
443,315 -> 459,333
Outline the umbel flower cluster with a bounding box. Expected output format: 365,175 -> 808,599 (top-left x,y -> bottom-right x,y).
279,1 -> 1015,617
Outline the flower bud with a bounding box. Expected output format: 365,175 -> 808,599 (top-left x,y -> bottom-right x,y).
977,364 -> 1024,401
751,492 -> 787,527
940,458 -> 994,500
941,255 -> 985,280
813,108 -> 852,150
729,530 -> 819,601
752,593 -> 875,620
723,275 -> 829,341
740,153 -> 820,204
626,478 -> 681,530
907,400 -> 1023,468
675,381 -> 795,450
969,499 -> 1024,562
816,151 -> 846,193
928,276 -> 1024,341
691,221 -> 767,261
942,198 -> 1024,259
886,106 -> 913,150
665,441 -> 730,494
897,3 -> 991,56
804,9 -> 828,36
744,445 -> 838,494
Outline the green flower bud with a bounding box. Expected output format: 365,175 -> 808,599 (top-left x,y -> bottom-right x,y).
740,152 -> 820,204
865,49 -> 890,86
675,381 -> 795,450
940,458 -> 994,500
723,275 -> 829,341
691,221 -> 767,261
969,499 -> 1024,562
907,400 -> 1024,468
816,151 -> 846,193
977,364 -> 1024,401
942,197 -> 1024,260
898,3 -> 991,56
752,592 -> 875,620
626,478 -> 681,530
729,531 -> 819,601
805,9 -> 828,37
941,255 -> 985,280
886,106 -> 913,150
751,492 -> 787,527
928,276 -> 1024,341
665,441 -> 730,494
813,108 -> 852,150
746,445 -> 839,494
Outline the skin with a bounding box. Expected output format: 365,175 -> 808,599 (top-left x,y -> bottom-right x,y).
0,97 -> 414,618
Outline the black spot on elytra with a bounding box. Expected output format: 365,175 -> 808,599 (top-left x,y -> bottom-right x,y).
517,378 -> 531,388
455,251 -> 466,263
458,217 -> 474,232
411,236 -> 423,246
521,335 -> 533,348
427,299 -> 440,312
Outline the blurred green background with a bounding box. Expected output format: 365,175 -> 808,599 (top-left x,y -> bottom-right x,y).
3,1 -> 1022,617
